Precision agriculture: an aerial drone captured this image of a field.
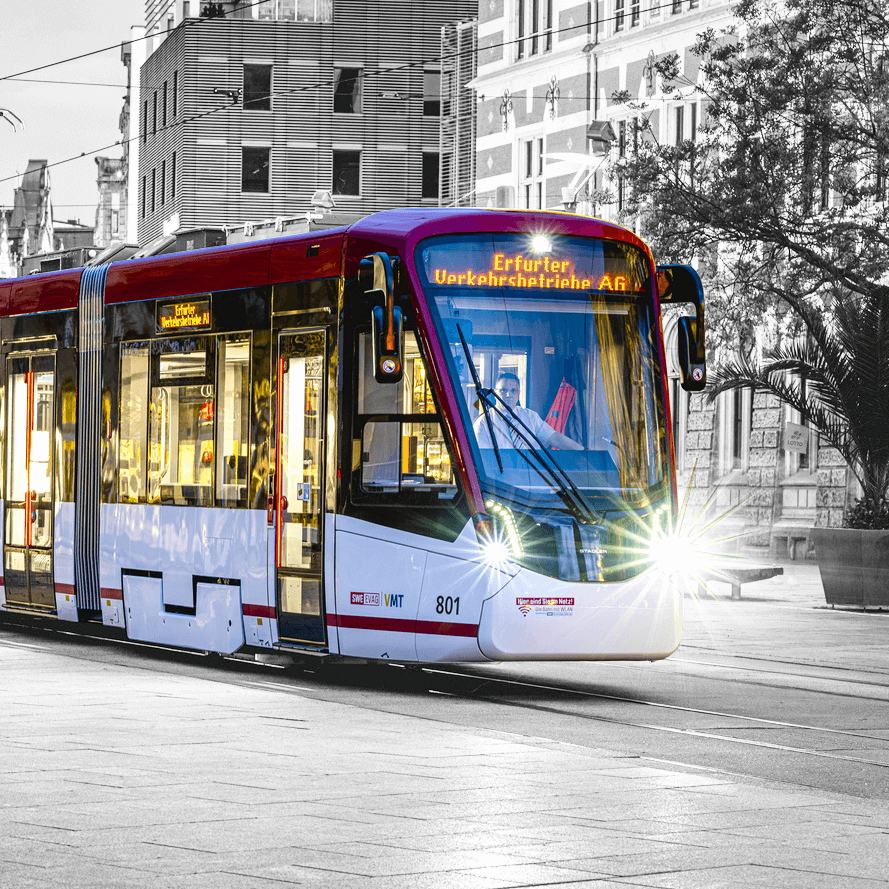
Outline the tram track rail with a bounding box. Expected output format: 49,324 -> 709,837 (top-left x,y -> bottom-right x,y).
3,614 -> 889,783
411,666 -> 889,771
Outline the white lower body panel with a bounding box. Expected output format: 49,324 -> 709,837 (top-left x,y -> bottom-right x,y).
123,573 -> 245,653
333,516 -> 512,662
477,567 -> 683,660
102,504 -> 269,653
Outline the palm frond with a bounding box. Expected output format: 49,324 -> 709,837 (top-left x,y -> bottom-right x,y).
710,288 -> 889,506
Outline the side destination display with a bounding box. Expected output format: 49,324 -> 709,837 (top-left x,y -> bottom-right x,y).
157,296 -> 212,333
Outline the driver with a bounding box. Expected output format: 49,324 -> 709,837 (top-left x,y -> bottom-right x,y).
473,373 -> 583,450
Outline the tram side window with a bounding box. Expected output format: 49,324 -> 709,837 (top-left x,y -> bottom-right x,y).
216,336 -> 250,506
119,336 -> 251,507
356,331 -> 458,499
149,348 -> 215,506
119,346 -> 149,503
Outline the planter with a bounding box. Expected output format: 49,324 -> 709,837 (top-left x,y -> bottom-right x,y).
812,527 -> 889,607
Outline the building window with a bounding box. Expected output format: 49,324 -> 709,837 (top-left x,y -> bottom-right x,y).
244,64 -> 272,111
649,0 -> 660,17
172,70 -> 178,115
152,91 -> 158,135
423,69 -> 441,117
517,0 -> 553,59
422,152 -> 439,200
141,175 -> 146,217
617,120 -> 627,210
876,149 -> 888,201
250,0 -> 332,20
520,137 -> 544,209
675,105 -> 685,144
242,147 -> 270,193
615,0 -> 625,31
183,1 -> 191,16
783,376 -> 817,475
161,159 -> 166,205
332,150 -> 360,196
171,151 -> 177,199
688,0 -> 699,8
720,388 -> 753,473
142,101 -> 148,143
151,169 -> 156,212
162,81 -> 168,127
296,0 -> 332,21
630,0 -> 640,27
672,0 -> 682,13
333,68 -> 362,113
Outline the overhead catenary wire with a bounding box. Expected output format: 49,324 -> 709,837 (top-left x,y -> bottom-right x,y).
0,0 -> 262,83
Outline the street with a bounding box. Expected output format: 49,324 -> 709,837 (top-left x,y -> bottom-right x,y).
2,562 -> 888,887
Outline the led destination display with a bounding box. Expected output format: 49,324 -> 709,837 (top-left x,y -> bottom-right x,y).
157,297 -> 212,333
420,236 -> 649,294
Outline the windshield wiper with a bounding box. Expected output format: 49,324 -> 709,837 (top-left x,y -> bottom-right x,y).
455,323 -> 503,474
485,392 -> 602,525
454,323 -> 600,525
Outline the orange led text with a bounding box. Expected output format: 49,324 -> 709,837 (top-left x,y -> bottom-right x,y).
432,252 -> 628,291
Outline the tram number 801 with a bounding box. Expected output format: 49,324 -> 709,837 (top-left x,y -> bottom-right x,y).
436,596 -> 460,616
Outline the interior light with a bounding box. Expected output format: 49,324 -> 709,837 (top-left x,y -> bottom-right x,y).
530,235 -> 552,254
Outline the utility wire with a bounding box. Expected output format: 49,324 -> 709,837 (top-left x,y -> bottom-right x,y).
4,0 -> 875,189
0,0 -> 687,85
0,0 -> 270,83
5,77 -> 127,89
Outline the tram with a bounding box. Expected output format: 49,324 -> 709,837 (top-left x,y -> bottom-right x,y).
0,208 -> 705,662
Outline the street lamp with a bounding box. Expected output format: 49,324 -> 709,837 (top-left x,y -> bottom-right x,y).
547,121 -> 616,213
0,108 -> 24,132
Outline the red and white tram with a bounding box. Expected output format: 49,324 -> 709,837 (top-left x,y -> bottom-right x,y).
0,209 -> 705,662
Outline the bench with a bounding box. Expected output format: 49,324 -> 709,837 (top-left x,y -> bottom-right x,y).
770,526 -> 813,561
698,565 -> 784,600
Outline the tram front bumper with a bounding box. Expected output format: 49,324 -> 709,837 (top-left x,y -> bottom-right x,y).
476,566 -> 682,661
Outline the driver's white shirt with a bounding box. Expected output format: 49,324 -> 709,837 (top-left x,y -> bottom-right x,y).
473,404 -> 555,450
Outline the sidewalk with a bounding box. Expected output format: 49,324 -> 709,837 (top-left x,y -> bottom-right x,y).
3,632 -> 889,889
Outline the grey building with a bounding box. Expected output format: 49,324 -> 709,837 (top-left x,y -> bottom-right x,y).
136,0 -> 476,243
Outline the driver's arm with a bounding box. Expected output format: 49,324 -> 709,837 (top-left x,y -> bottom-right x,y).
548,430 -> 583,450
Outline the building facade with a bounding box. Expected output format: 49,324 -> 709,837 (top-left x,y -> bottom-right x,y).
439,18 -> 478,208
136,0 -> 476,243
94,157 -> 129,248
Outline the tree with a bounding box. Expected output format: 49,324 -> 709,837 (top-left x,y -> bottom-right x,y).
615,0 -> 889,521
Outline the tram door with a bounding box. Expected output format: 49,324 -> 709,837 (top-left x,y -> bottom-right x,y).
4,354 -> 56,610
273,329 -> 327,645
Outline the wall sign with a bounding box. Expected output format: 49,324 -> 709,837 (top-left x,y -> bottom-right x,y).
157,296 -> 212,333
783,421 -> 809,454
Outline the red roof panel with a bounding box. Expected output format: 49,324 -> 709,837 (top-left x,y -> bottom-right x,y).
104,241 -> 273,304
7,270 -> 82,316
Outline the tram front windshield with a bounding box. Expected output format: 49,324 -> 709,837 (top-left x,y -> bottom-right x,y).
417,232 -> 668,512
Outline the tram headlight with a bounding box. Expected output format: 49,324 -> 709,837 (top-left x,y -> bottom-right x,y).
482,538 -> 513,567
475,501 -> 523,567
648,530 -> 696,578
